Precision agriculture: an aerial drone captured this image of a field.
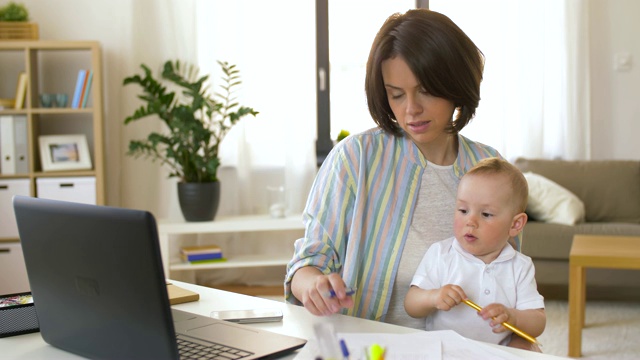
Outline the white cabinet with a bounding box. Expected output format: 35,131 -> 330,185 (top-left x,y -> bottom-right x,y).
157,215 -> 305,281
0,178 -> 30,239
36,176 -> 96,205
0,242 -> 30,294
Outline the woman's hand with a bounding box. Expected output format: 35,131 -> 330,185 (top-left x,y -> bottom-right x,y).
291,268 -> 354,316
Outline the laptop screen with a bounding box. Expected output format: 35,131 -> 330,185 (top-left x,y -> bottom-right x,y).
13,195 -> 306,360
14,195 -> 179,359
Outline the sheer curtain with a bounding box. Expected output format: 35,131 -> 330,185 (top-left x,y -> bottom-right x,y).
122,1 -> 317,221
120,0 -> 197,219
190,1 -> 317,287
194,0 -> 317,218
430,0 -> 591,161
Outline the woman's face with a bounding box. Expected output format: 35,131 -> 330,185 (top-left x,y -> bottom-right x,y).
381,56 -> 456,154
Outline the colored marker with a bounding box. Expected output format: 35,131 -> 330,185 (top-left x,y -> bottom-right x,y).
368,343 -> 385,360
327,286 -> 357,298
339,338 -> 350,359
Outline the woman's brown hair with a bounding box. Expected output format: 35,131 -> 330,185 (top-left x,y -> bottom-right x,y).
365,9 -> 484,136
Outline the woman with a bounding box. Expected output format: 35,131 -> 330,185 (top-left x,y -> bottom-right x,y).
285,8 -> 512,329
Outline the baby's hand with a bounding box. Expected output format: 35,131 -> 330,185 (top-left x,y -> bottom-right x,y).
480,303 -> 513,333
434,284 -> 466,311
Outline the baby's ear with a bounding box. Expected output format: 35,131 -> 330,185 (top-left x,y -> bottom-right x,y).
509,212 -> 528,237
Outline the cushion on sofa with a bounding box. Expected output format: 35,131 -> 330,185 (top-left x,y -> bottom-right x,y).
514,158 -> 640,223
523,172 -> 585,225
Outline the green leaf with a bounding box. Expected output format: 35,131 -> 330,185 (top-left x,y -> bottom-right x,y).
123,59 -> 259,182
336,129 -> 350,142
0,2 -> 29,21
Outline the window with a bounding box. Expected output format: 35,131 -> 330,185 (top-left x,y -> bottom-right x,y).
316,0 -> 418,165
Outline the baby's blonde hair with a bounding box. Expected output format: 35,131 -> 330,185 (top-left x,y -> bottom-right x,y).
464,157 -> 528,213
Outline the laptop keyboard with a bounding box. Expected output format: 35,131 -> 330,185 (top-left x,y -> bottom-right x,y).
177,334 -> 254,359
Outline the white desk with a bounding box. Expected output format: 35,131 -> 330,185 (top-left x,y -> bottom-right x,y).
0,281 -> 567,359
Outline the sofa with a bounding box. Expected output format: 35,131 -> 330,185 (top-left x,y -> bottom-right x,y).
514,158 -> 640,300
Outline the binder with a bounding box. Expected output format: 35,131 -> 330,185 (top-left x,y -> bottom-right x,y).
13,116 -> 28,174
0,116 -> 28,174
0,116 -> 16,174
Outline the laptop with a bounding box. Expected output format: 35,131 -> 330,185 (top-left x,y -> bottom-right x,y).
13,195 -> 306,360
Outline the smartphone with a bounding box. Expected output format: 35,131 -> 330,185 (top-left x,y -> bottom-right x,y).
210,308 -> 283,324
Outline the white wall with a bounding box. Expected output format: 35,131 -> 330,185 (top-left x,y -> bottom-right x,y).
21,0 -> 133,210
21,0 -> 185,216
16,0 -> 640,214
589,0 -> 640,160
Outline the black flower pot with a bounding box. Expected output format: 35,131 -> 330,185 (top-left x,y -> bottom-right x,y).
177,182 -> 220,222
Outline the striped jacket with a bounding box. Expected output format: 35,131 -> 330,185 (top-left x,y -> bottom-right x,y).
284,128 -> 507,321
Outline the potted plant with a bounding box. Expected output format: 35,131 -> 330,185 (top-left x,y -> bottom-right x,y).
123,60 -> 258,221
0,2 -> 39,40
0,2 -> 28,21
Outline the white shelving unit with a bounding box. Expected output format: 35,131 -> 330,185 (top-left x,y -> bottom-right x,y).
157,215 -> 305,280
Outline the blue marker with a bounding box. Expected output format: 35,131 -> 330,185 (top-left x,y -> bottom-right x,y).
327,286 -> 356,298
339,338 -> 350,359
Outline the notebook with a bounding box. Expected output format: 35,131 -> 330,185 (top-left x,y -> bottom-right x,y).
13,196 -> 306,360
166,283 -> 200,305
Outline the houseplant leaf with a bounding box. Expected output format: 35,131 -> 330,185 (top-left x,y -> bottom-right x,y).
123,60 -> 258,184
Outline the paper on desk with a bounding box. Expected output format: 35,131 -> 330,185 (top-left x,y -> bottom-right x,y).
435,330 -> 520,360
295,332 -> 441,360
294,330 -> 520,360
338,332 -> 441,360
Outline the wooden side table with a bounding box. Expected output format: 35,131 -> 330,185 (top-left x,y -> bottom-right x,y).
568,235 -> 640,357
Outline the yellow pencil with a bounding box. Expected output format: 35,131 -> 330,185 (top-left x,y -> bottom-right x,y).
462,299 -> 542,346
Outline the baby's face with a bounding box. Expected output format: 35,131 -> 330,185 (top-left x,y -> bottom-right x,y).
454,173 -> 517,263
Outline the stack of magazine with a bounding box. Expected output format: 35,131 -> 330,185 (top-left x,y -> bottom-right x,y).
180,245 -> 226,264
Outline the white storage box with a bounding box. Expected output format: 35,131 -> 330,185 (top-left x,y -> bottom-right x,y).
0,178 -> 30,239
36,177 -> 96,205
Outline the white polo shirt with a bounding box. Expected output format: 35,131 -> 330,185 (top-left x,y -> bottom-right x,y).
410,237 -> 545,345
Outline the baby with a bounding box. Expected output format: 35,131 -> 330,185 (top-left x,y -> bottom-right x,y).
404,157 -> 546,351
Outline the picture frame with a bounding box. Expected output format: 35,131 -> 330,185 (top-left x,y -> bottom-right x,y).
39,134 -> 92,171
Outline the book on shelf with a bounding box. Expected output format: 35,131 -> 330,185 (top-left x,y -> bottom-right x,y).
80,70 -> 93,108
180,245 -> 224,263
0,98 -> 14,109
181,252 -> 224,262
71,70 -> 87,108
180,245 -> 222,255
13,72 -> 27,109
187,258 -> 227,265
